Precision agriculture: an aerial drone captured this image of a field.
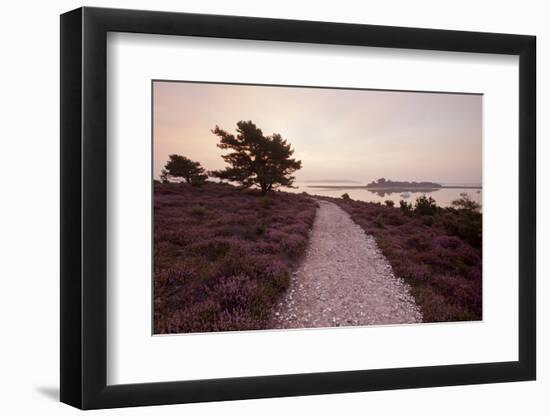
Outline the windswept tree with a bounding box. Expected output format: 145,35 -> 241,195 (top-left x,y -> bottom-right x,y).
161,154 -> 207,185
210,120 -> 302,194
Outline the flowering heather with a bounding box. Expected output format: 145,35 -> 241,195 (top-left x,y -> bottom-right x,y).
154,182 -> 317,334
327,197 -> 482,322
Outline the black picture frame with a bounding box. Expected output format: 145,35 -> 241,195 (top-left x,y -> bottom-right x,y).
60,6 -> 536,410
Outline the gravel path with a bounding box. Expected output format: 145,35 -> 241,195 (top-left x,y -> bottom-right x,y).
270,200 -> 422,329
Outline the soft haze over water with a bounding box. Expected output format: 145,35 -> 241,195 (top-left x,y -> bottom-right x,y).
153,81 -> 482,206
283,181 -> 482,208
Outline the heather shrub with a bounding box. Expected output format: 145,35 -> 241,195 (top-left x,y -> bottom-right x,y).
399,200 -> 413,216
373,215 -> 385,228
260,195 -> 272,209
420,215 -> 434,226
384,212 -> 404,226
433,235 -> 462,250
190,205 -> 206,217
406,235 -> 431,251
440,209 -> 482,248
451,194 -> 481,212
281,233 -> 308,258
255,221 -> 266,235
154,182 -> 316,334
325,195 -> 482,323
414,195 -> 438,216
189,239 -> 232,261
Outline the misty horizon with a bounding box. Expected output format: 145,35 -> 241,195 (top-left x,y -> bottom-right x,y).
153,81 -> 482,185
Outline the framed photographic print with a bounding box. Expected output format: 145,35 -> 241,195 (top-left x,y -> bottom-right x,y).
60,6 -> 536,409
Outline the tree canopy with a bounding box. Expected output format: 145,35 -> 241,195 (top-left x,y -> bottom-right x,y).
161,154 -> 207,185
451,194 -> 481,212
210,120 -> 302,194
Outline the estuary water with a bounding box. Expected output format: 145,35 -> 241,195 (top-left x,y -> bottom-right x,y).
283,182 -> 482,208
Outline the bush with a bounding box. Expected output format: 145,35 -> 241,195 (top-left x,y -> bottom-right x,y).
432,235 -> 462,250
324,195 -> 482,323
341,193 -> 351,200
255,221 -> 266,235
384,200 -> 395,207
414,195 -> 437,216
451,194 -> 481,212
260,195 -> 272,208
385,212 -> 404,226
153,182 -> 317,334
373,215 -> 385,228
441,210 -> 482,248
421,215 -> 434,226
399,200 -> 413,215
190,205 -> 206,217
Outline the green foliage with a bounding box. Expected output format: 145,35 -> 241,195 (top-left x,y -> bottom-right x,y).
329,196 -> 482,323
190,205 -> 206,217
162,154 -> 207,185
210,121 -> 302,194
414,195 -> 438,216
341,193 -> 351,200
399,200 -> 413,215
255,221 -> 266,235
373,215 -> 385,228
384,199 -> 395,207
451,193 -> 481,212
421,215 -> 434,226
260,195 -> 272,209
441,209 -> 482,248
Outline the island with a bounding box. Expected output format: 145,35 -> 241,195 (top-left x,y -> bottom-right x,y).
306,178 -> 481,193
366,178 -> 442,190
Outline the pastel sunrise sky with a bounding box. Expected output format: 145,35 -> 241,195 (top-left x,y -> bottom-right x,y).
153,81 -> 482,185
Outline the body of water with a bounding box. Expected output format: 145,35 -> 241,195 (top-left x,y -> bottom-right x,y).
283,182 -> 482,208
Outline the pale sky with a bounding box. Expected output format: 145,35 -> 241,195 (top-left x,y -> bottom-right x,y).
153,81 -> 482,184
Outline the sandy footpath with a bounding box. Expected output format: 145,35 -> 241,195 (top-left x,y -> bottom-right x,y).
270,200 -> 422,328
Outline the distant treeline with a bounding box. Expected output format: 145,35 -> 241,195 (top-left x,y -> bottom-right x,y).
366,178 -> 442,189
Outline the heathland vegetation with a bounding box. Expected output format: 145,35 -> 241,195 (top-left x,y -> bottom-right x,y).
154,182 -> 316,333
331,194 -> 482,321
154,119 -> 483,332
155,121 -> 314,333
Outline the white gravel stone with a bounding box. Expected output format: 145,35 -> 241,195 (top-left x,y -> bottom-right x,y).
270,200 -> 422,329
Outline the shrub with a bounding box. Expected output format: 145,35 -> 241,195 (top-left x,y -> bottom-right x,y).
255,221 -> 266,235
414,195 -> 438,216
441,210 -> 482,248
420,215 -> 434,226
153,181 -> 316,334
384,199 -> 395,207
451,193 -> 481,212
260,195 -> 272,209
324,195 -> 482,323
399,200 -> 413,215
406,235 -> 431,251
385,212 -> 404,226
432,235 -> 462,250
341,192 -> 351,200
373,215 -> 385,228
190,205 -> 206,217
